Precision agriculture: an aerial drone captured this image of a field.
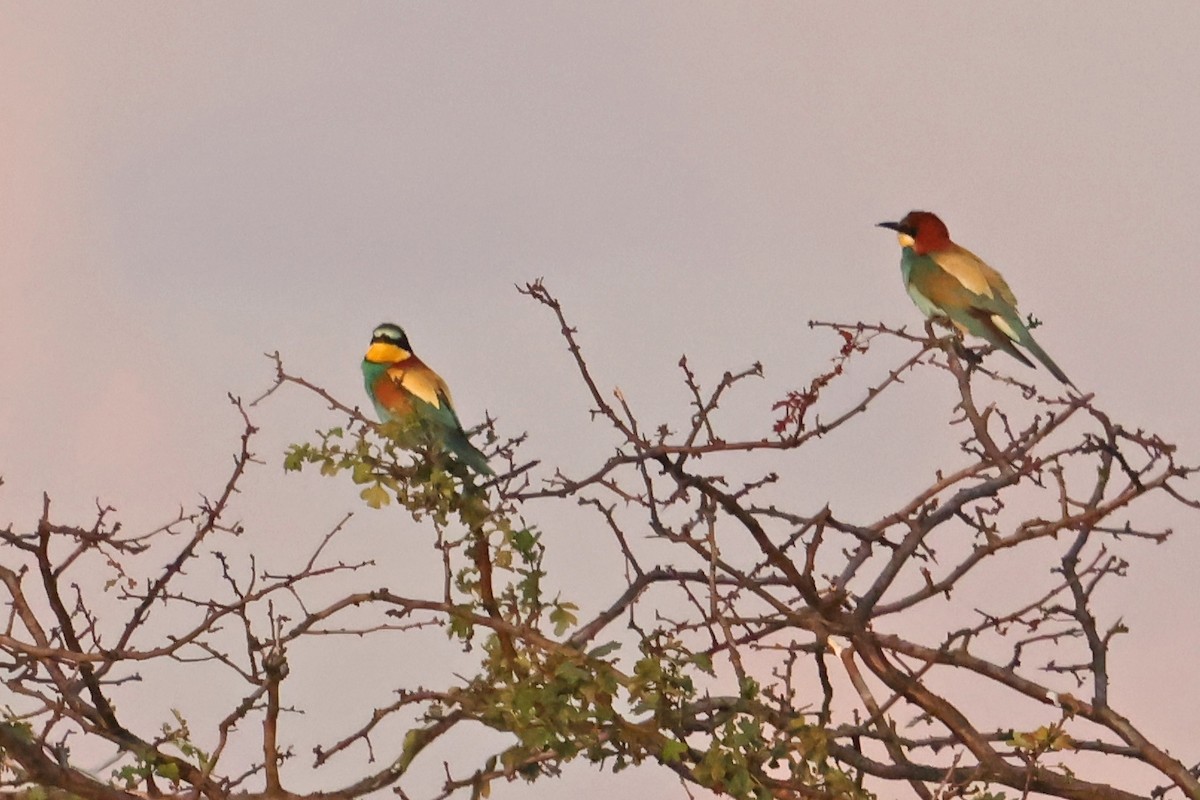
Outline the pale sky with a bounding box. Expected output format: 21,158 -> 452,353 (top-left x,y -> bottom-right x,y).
2,5 -> 1198,798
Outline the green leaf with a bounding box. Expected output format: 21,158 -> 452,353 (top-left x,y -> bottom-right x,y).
1,721 -> 34,742
512,527 -> 537,554
154,761 -> 181,783
549,602 -> 579,636
351,461 -> 375,484
361,484 -> 392,509
1009,731 -> 1035,750
554,660 -> 590,686
661,738 -> 688,763
282,447 -> 306,471
587,641 -> 622,659
398,727 -> 429,770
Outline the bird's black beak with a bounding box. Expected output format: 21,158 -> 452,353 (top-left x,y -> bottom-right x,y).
877,221 -> 904,233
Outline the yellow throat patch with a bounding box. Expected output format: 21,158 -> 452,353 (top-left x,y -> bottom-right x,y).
365,342 -> 411,364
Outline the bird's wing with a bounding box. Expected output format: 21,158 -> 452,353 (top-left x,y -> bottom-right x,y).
908,255 -> 989,315
931,246 -> 1019,309
386,358 -> 453,408
384,357 -> 471,435
910,249 -> 1072,384
908,253 -> 1039,368
392,359 -> 493,472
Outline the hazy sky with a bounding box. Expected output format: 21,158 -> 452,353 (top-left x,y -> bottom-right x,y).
2,5 -> 1198,797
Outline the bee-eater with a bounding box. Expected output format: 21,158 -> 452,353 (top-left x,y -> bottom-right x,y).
877,210 -> 1074,387
362,323 -> 493,475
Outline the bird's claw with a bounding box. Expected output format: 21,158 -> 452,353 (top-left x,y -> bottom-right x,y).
952,340 -> 983,366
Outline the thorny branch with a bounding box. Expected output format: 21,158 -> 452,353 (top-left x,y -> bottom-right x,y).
1,280 -> 1196,800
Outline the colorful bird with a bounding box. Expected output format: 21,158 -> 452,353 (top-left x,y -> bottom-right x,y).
362,323 -> 493,475
877,210 -> 1074,387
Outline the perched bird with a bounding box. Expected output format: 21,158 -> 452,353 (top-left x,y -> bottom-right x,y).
877,210 -> 1074,387
362,323 -> 493,475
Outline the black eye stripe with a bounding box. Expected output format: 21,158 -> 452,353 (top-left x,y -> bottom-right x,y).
370,324 -> 411,350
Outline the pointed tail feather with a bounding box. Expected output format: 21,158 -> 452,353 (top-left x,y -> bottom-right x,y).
995,311 -> 1076,388
1017,331 -> 1075,388
446,428 -> 494,475
414,394 -> 495,475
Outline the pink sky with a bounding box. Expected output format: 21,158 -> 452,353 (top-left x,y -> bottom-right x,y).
2,5 -> 1198,797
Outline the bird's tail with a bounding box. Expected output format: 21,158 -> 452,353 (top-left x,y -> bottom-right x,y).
1016,329 -> 1075,389
994,311 -> 1075,388
446,428 -> 494,476
967,310 -> 1075,388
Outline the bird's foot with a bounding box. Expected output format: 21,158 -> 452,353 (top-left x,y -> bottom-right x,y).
952,341 -> 984,366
